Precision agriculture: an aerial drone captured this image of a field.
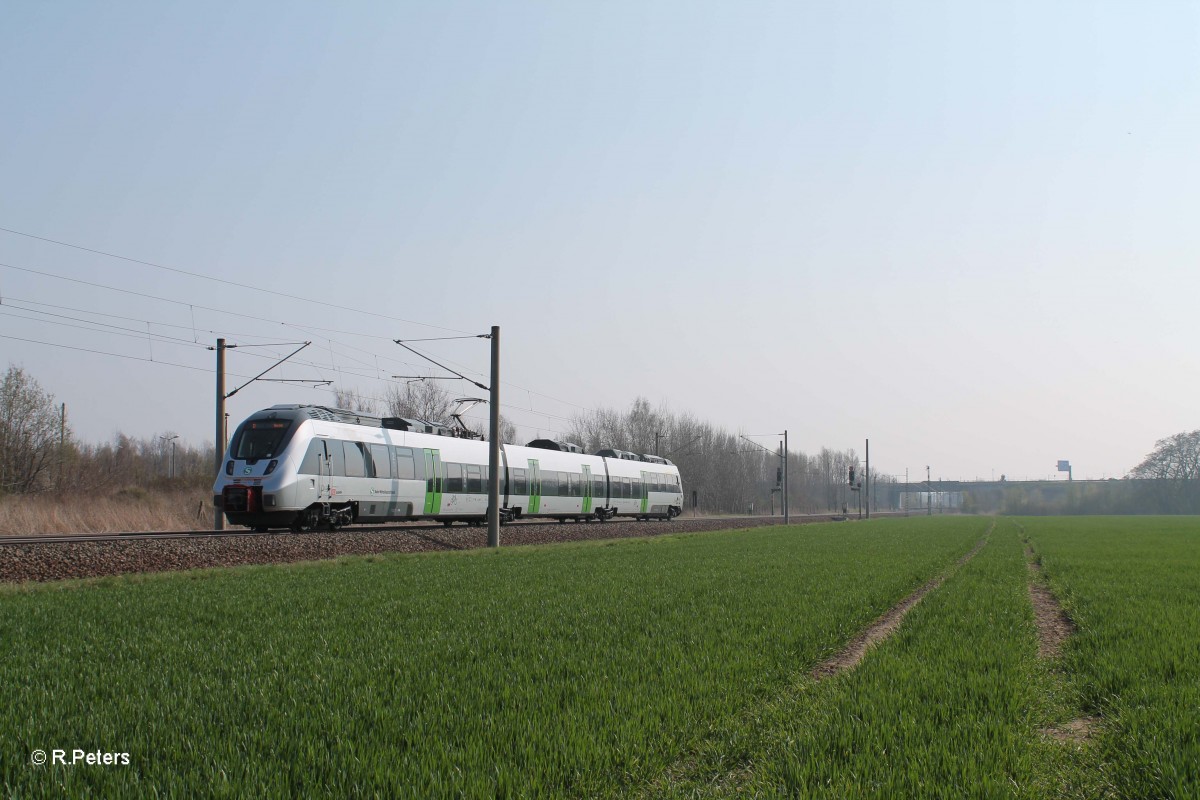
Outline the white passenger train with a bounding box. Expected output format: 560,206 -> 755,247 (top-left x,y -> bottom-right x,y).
213,405 -> 684,531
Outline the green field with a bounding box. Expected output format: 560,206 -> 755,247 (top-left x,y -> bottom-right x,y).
1,515 -> 1196,798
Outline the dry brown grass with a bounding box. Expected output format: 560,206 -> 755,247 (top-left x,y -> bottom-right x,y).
0,488 -> 215,535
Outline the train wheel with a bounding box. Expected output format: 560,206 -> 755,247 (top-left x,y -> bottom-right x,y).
254,525 -> 269,533
291,508 -> 319,533
443,520 -> 453,527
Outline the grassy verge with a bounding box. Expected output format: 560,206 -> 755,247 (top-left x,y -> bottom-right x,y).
0,487 -> 213,534
0,517 -> 982,797
1026,516 -> 1200,799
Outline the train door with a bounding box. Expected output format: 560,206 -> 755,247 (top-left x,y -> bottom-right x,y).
423,449 -> 443,515
528,458 -> 541,514
640,470 -> 650,514
601,460 -> 611,508
318,441 -> 332,503
500,447 -> 510,507
582,465 -> 593,514
297,438 -> 331,507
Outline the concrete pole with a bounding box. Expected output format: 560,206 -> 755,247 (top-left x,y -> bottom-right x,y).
783,429 -> 789,524
865,438 -> 870,519
487,326 -> 501,548
215,338 -> 226,530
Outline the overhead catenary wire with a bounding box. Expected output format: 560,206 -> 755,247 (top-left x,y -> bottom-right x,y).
0,226 -> 471,335
2,309 -> 617,440
0,253 -> 657,443
0,259 -> 607,416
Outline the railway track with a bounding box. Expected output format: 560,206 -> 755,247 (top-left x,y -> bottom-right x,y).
0,514 -> 819,547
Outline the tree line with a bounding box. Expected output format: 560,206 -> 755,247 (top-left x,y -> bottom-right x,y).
8,362 -> 1200,516
564,397 -> 889,515
1,366 -> 216,493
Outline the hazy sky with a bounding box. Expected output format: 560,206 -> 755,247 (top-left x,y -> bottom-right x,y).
2,1 -> 1197,482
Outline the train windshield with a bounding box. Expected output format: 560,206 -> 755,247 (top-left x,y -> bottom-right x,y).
232,420 -> 292,460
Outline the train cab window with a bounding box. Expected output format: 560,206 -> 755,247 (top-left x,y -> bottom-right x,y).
394,447 -> 416,480
233,420 -> 292,460
466,465 -> 482,493
512,468 -> 527,495
299,440 -> 325,475
370,444 -> 391,479
445,463 -> 464,493
343,441 -> 366,478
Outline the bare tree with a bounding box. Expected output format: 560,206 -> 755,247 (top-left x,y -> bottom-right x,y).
1130,430 -> 1200,481
569,397 -> 882,515
333,387 -> 380,414
461,413 -> 520,444
0,366 -> 67,493
383,381 -> 458,423
1129,430 -> 1200,513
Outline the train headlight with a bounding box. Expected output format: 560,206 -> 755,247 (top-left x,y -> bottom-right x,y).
225,460 -> 234,475
264,459 -> 279,475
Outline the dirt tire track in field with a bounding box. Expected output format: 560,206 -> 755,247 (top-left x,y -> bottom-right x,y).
810,525 -> 992,681
640,525 -> 994,798
1025,546 -> 1076,659
1024,541 -> 1097,744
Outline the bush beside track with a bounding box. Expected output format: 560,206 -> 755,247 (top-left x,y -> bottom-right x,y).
0,516 -> 831,584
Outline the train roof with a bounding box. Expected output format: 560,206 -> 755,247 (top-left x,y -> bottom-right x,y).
251,406 -> 675,464
596,448 -> 674,466
257,405 -> 468,439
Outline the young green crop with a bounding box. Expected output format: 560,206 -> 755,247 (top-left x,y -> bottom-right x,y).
643,520 -> 1101,799
1025,516 -> 1200,799
0,518 -> 984,798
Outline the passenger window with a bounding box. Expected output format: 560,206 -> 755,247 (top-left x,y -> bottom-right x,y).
466,465 -> 482,493
328,440 -> 346,476
299,440 -> 325,475
513,468 -> 527,495
445,463 -> 464,493
343,441 -> 366,478
371,444 -> 391,479
394,448 -> 416,480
